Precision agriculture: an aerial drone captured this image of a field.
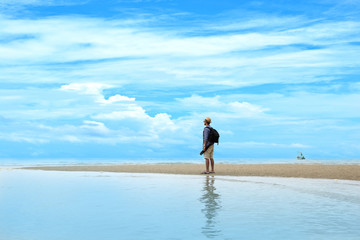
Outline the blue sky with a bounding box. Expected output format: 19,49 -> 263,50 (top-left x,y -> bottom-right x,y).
1,0 -> 360,161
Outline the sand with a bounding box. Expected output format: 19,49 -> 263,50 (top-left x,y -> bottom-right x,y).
22,163 -> 360,181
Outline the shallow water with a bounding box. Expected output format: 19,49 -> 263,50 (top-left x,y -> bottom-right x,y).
0,169 -> 359,240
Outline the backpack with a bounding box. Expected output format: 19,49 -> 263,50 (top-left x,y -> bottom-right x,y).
206,126 -> 220,144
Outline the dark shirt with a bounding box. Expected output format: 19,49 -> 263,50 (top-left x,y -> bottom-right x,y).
203,125 -> 214,148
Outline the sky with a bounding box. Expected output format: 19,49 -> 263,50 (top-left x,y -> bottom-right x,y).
0,0 -> 360,161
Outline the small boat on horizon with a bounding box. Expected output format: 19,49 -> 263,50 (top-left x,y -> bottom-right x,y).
297,152 -> 305,160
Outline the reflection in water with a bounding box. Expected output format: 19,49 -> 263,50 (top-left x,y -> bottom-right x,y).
200,176 -> 222,238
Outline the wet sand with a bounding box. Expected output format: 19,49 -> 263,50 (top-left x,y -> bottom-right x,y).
22,163 -> 360,181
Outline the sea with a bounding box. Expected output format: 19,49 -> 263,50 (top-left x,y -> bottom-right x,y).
0,168 -> 360,240
1,157 -> 360,167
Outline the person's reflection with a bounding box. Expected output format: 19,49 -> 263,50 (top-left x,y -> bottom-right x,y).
200,175 -> 221,238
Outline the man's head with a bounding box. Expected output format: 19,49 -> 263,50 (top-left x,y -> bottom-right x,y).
204,117 -> 211,125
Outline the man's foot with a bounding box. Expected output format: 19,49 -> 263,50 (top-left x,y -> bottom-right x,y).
201,171 -> 210,174
209,171 -> 215,174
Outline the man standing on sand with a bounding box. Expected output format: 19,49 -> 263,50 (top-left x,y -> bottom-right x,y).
202,117 -> 215,174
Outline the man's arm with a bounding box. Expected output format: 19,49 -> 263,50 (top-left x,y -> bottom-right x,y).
203,127 -> 210,151
203,140 -> 207,151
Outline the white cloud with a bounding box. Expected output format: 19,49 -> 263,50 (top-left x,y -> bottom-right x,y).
92,107 -> 179,134
176,95 -> 267,118
32,113 -> 179,144
60,82 -> 135,105
222,141 -> 312,149
151,113 -> 178,132
228,102 -> 268,115
209,16 -> 306,31
0,16 -> 309,64
0,132 -> 49,143
0,15 -> 358,62
0,0 -> 80,6
92,107 -> 143,120
0,0 -> 85,15
0,84 -> 180,144
60,135 -> 81,143
244,92 -> 360,119
80,120 -> 110,134
100,94 -> 135,104
60,83 -> 112,95
176,95 -> 223,110
1,84 -> 359,160
1,14 -> 359,90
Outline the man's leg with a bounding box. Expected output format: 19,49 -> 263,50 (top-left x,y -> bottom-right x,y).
205,158 -> 210,173
210,158 -> 214,173
208,145 -> 215,173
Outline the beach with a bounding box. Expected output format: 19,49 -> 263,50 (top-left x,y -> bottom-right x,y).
22,163 -> 360,181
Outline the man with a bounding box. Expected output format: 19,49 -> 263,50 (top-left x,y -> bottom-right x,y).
202,117 -> 215,174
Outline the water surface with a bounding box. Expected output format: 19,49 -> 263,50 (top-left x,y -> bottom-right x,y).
0,169 -> 359,239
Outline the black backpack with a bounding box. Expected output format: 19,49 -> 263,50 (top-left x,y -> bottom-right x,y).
206,126 -> 220,144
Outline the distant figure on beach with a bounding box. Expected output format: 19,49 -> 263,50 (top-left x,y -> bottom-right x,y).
202,117 -> 215,174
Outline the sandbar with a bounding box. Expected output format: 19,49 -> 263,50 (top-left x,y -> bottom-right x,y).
22,163 -> 360,181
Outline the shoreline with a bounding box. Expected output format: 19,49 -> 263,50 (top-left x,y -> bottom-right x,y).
21,163 -> 360,181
